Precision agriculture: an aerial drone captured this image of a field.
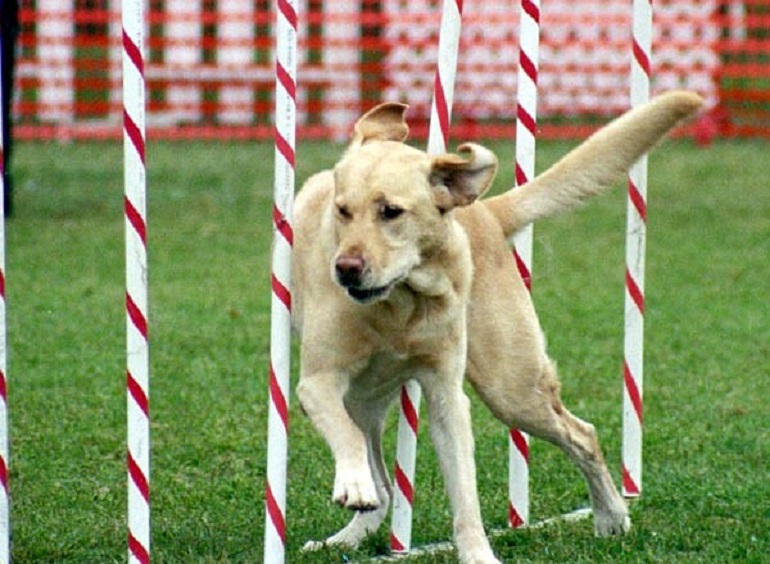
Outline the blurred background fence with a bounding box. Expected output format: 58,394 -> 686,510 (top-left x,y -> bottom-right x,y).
12,0 -> 770,142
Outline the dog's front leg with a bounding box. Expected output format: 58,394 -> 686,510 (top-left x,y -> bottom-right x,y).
419,369 -> 500,564
297,371 -> 379,510
302,415 -> 392,552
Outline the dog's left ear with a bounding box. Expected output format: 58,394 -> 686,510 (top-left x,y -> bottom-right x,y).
430,143 -> 498,212
350,103 -> 410,148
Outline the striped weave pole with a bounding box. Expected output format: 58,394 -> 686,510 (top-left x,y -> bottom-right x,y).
0,47 -> 9,564
389,384 -> 420,553
390,0 -> 463,553
622,0 -> 652,499
508,0 -> 541,529
123,0 -> 150,561
263,0 -> 297,562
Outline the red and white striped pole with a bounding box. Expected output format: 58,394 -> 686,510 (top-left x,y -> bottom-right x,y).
123,0 -> 150,561
623,0 -> 652,499
264,0 -> 297,562
390,385 -> 420,553
0,44 -> 10,564
390,0 -> 463,553
508,0 -> 541,529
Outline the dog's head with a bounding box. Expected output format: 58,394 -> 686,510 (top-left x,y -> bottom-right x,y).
330,103 -> 498,304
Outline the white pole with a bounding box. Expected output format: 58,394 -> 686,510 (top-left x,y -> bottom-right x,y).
264,0 -> 297,562
123,0 -> 150,561
508,0 -> 541,529
0,37 -> 10,564
623,0 -> 652,499
390,0 -> 463,553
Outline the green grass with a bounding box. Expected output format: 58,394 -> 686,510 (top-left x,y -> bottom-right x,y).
6,137 -> 769,563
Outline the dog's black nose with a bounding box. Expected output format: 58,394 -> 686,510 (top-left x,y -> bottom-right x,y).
335,255 -> 365,287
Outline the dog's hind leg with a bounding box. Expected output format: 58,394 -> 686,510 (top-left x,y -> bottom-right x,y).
469,353 -> 630,537
523,359 -> 629,536
466,254 -> 629,537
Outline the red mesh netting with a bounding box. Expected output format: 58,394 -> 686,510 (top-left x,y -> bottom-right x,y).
11,0 -> 770,142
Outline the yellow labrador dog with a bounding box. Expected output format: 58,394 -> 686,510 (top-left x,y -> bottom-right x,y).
292,91 -> 702,563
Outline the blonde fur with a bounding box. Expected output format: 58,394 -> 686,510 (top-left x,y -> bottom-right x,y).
291,91 -> 703,563
485,91 -> 704,236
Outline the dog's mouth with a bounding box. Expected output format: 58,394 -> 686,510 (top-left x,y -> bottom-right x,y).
342,273 -> 409,304
345,284 -> 393,304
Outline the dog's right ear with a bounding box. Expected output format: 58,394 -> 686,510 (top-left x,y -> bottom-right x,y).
350,103 -> 410,148
429,143 -> 498,212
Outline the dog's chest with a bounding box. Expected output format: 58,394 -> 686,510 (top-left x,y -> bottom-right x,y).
347,347 -> 439,402
366,289 -> 463,358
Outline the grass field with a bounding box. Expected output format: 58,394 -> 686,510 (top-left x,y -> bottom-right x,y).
5,135 -> 769,563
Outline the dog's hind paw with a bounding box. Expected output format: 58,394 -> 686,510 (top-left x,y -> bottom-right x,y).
594,512 -> 631,537
333,466 -> 380,510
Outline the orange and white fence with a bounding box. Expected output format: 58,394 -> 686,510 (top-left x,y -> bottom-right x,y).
10,0 -> 770,141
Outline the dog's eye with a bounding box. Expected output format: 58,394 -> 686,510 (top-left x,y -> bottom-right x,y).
379,204 -> 404,221
336,205 -> 352,220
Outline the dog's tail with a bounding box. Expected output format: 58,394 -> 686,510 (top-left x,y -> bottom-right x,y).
483,90 -> 704,239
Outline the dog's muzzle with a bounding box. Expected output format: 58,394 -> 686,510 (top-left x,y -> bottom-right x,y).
334,255 -> 393,304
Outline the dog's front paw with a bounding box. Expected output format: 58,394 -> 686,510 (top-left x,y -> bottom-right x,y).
594,510 -> 631,536
333,465 -> 379,510
459,548 -> 502,564
456,531 -> 500,564
301,539 -> 326,552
